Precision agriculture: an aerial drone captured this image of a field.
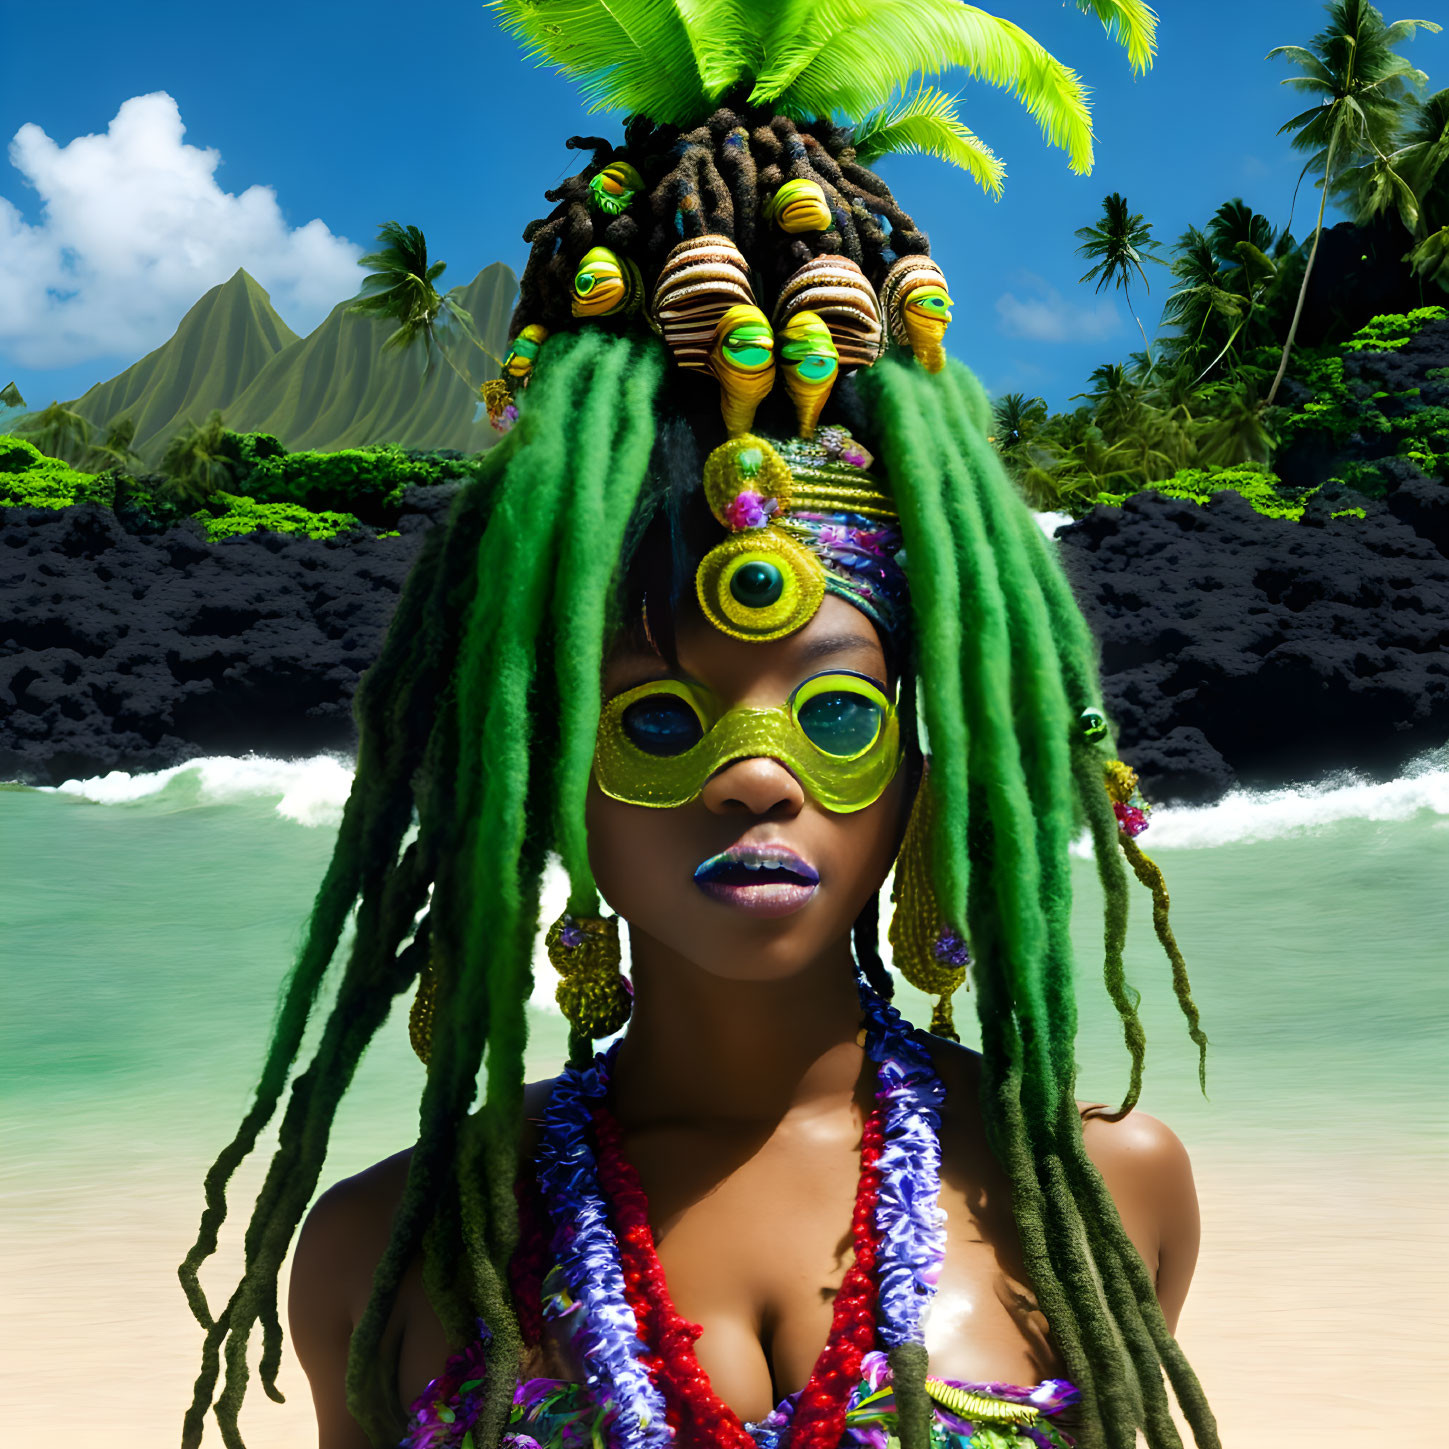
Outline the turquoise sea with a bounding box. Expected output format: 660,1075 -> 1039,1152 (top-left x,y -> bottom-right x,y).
3,752 -> 1448,1447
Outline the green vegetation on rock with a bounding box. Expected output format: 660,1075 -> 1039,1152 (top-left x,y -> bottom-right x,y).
1095,463 -> 1314,520
1342,306 -> 1448,350
0,425 -> 478,541
0,435 -> 115,510
193,493 -> 363,541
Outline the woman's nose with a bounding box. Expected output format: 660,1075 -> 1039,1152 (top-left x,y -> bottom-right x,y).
700,755 -> 805,817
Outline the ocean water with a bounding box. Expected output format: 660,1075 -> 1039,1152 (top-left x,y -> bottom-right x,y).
2,752 -> 1448,1446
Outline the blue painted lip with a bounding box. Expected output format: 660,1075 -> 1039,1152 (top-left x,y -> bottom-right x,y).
692,842 -> 820,884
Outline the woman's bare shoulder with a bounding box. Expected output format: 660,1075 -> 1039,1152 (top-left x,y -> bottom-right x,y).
288,1079 -> 558,1446
919,1034 -> 1200,1330
294,1076 -> 557,1290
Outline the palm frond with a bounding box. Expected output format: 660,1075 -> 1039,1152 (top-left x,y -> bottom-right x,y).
677,0 -> 764,97
1407,225 -> 1449,286
851,85 -> 1005,196
488,0 -> 709,124
752,1 -> 1094,175
1382,18 -> 1442,47
1069,0 -> 1157,74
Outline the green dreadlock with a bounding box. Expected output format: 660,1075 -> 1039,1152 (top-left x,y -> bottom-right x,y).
181,2 -> 1219,1445
178,329 -> 1217,1449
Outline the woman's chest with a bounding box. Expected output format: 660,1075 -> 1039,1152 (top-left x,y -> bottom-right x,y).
613,1108 -> 1058,1423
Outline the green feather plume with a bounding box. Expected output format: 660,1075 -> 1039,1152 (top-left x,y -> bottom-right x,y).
489,0 -> 1159,185
851,85 -> 1006,197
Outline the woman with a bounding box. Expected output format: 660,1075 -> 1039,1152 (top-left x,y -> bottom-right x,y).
181,5 -> 1217,1447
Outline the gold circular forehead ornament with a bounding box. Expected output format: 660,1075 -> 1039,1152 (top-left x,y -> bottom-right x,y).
696,434 -> 822,641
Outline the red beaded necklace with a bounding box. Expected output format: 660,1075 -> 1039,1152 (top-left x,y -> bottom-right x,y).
591,1102 -> 885,1449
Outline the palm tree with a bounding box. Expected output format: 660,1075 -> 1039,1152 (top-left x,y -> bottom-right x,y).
1194,383 -> 1277,465
991,392 -> 1048,452
1264,1 -> 1440,405
84,415 -> 141,474
1075,192 -> 1166,364
1162,227 -> 1239,375
161,411 -> 234,505
1340,87 -> 1449,286
1165,204 -> 1283,381
348,221 -> 500,385
1403,90 -> 1449,286
16,400 -> 92,464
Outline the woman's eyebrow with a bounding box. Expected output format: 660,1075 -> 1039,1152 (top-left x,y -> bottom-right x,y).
794,633 -> 886,667
606,662 -> 703,694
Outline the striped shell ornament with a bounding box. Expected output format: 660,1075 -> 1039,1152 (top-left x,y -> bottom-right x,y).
880,255 -> 953,374
571,246 -> 644,320
651,234 -> 758,371
773,255 -> 884,371
764,178 -> 832,234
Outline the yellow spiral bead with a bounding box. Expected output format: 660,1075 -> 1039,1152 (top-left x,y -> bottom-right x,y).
889,783 -> 968,1039
709,304 -> 775,436
779,310 -> 840,439
924,1379 -> 1040,1425
767,178 -> 832,234
571,247 -> 642,319
408,961 -> 436,1065
1104,759 -> 1139,805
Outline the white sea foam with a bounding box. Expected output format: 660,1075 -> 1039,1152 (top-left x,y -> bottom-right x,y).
40,752 -> 356,828
35,747 -> 1449,853
1033,510 -> 1073,538
1073,750 -> 1449,854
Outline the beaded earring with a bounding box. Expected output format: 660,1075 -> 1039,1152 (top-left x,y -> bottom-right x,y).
889,779 -> 970,1040
408,958 -> 437,1065
547,912 -> 632,1043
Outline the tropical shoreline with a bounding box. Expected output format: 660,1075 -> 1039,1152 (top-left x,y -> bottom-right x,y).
5,476 -> 1448,802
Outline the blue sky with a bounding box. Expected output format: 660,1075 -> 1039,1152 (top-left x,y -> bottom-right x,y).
1,2 -> 1443,414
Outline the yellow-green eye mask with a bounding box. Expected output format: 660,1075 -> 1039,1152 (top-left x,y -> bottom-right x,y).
594,671 -> 901,813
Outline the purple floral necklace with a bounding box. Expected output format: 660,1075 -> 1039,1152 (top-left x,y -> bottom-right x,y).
530,977 -> 949,1448
403,979 -> 1081,1449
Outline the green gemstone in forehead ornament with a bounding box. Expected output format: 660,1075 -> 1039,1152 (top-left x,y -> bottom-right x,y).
730,560 -> 785,608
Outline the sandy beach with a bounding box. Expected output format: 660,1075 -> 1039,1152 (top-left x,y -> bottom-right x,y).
2,1145 -> 1442,1448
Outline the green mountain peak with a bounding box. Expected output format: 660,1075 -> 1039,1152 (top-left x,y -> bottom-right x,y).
48,262 -> 518,465
67,272 -> 302,463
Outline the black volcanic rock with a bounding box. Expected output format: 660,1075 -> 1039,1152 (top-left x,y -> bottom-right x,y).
0,500 -> 436,786
7,479 -> 1449,802
1057,490 -> 1449,803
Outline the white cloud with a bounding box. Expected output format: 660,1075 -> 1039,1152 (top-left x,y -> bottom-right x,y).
994,274 -> 1121,344
0,93 -> 362,368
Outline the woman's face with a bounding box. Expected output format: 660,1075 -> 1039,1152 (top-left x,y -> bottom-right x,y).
586,593 -> 911,982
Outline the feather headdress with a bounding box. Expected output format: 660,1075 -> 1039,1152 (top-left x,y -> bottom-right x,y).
491,0 -> 1157,195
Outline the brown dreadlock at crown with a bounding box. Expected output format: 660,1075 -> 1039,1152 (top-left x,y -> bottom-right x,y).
485,107 -> 953,440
